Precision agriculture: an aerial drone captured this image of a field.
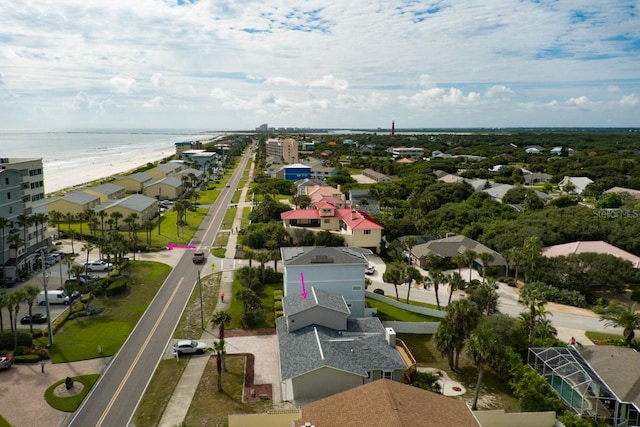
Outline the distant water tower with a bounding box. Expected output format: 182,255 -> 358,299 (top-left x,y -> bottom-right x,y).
391,120 -> 395,137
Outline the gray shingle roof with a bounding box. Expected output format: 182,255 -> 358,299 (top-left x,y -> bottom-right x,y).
63,191 -> 100,205
99,194 -> 156,211
277,316 -> 406,381
579,345 -> 640,406
281,246 -> 369,266
147,176 -> 183,188
120,172 -> 152,183
283,287 -> 350,316
82,183 -> 123,195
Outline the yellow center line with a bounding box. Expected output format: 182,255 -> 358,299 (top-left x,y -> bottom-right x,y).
95,277 -> 184,427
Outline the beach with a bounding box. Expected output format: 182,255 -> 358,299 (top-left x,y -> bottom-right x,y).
45,145 -> 173,194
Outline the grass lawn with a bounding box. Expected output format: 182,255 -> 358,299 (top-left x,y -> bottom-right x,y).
365,297 -> 441,322
240,207 -> 251,229
232,190 -> 241,204
0,414 -> 10,427
44,374 -> 100,412
184,355 -> 270,426
380,294 -> 443,311
221,207 -> 237,230
399,334 -> 522,412
174,272 -> 221,339
196,188 -> 222,205
228,279 -> 282,330
40,261 -> 172,362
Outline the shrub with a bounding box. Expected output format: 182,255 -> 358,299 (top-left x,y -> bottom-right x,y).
13,354 -> 41,364
373,288 -> 385,295
0,332 -> 32,349
274,301 -> 283,310
242,308 -> 265,328
524,282 -> 587,308
274,309 -> 283,317
273,290 -> 283,300
105,279 -> 128,297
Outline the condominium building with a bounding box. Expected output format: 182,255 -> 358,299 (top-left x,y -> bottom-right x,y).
266,138 -> 299,164
0,157 -> 50,280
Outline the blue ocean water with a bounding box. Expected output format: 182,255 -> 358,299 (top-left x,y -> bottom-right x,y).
0,129 -> 222,192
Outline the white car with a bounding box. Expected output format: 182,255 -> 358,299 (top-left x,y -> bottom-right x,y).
85,260 -> 114,272
173,340 -> 208,355
365,265 -> 376,275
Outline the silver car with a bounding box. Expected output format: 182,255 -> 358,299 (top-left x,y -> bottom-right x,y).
173,340 -> 208,355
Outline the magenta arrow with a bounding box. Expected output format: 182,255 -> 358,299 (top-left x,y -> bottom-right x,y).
166,243 -> 197,250
300,272 -> 308,299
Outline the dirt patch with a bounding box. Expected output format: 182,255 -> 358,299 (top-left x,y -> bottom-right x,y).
53,382 -> 84,398
240,353 -> 272,403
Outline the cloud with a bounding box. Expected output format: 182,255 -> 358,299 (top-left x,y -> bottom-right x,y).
485,85 -> 514,99
607,85 -> 620,93
108,76 -> 136,95
565,96 -> 596,110
620,93 -> 639,108
151,73 -> 164,88
308,75 -> 348,90
405,86 -> 481,109
143,96 -> 164,108
265,76 -> 303,86
64,91 -> 119,113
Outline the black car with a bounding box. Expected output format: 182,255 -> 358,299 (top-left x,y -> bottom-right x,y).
20,313 -> 48,325
0,277 -> 16,288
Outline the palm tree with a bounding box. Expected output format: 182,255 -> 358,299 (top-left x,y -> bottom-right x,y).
519,284 -> 548,347
214,340 -> 225,392
8,289 -> 27,349
22,285 -> 41,334
254,251 -> 271,285
404,266 -> 422,304
82,242 -> 95,266
48,210 -> 63,237
97,210 -> 107,236
447,272 -> 465,306
16,214 -> 32,257
403,236 -> 418,265
435,298 -> 480,370
211,310 -> 232,371
434,321 -> 459,370
478,252 -> 495,282
31,212 -> 48,251
600,302 -> 640,346
463,249 -> 477,282
110,211 -> 123,230
427,268 -> 446,310
382,261 -> 406,300
0,290 -> 9,332
452,254 -> 466,278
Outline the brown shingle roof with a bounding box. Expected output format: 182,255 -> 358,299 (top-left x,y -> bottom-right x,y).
294,379 -> 480,427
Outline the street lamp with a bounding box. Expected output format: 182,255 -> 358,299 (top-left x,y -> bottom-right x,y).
40,250 -> 54,347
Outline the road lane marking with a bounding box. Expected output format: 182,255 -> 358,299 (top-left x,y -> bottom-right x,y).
95,277 -> 184,427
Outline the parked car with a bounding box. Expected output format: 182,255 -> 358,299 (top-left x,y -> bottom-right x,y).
0,353 -> 13,370
70,290 -> 81,302
20,313 -> 48,325
71,273 -> 100,284
48,251 -> 64,262
173,340 -> 208,355
85,260 -> 114,271
365,264 -> 376,275
0,277 -> 16,288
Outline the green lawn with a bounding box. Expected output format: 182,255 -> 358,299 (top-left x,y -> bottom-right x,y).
228,278 -> 282,329
365,297 -> 441,322
221,207 -> 237,230
40,261 -> 171,362
44,374 -> 100,412
380,294 -> 443,311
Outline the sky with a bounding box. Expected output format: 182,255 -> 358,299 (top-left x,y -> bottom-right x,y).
0,0 -> 639,130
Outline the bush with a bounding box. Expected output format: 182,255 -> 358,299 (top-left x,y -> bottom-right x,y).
373,288 -> 385,295
524,282 -> 587,308
242,308 -> 265,328
274,301 -> 283,310
273,290 -> 283,300
105,279 -> 128,297
13,354 -> 41,364
264,268 -> 282,285
274,309 -> 283,317
0,331 -> 33,349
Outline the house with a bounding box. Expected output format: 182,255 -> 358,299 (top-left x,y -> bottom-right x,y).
172,168 -> 204,186
604,186 -> 640,200
97,194 -> 158,225
523,172 -> 552,185
281,204 -> 384,252
305,185 -> 345,206
411,234 -> 505,270
310,165 -> 338,180
113,172 -> 153,194
388,146 -> 425,160
275,164 -> 312,181
277,289 -> 411,401
145,162 -> 184,180
558,176 -> 594,194
280,246 -> 369,316
348,189 -> 380,213
482,183 -> 553,204
396,157 -> 414,164
362,168 -> 392,183
295,178 -> 329,196
46,190 -> 101,216
541,241 -> 640,268
529,345 -> 640,426
143,176 -> 183,200
525,145 -> 545,154
293,379 -> 480,427
81,183 -> 126,203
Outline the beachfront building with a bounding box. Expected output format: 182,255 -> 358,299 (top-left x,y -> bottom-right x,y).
175,141 -> 193,156
388,146 -> 425,160
173,168 -> 204,188
46,191 -> 101,216
143,176 -> 183,200
0,157 -> 51,280
113,172 -> 153,194
82,183 -> 126,203
97,194 -> 158,225
146,163 -> 184,180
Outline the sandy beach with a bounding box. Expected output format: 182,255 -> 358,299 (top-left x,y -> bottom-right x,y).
45,145 -> 173,194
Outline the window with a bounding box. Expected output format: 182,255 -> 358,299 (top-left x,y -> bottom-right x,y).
352,286 -> 362,291
324,219 -> 330,223
364,230 -> 371,235
383,371 -> 393,380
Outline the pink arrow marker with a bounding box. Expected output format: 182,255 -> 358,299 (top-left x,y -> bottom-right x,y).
166,243 -> 197,250
300,272 -> 308,299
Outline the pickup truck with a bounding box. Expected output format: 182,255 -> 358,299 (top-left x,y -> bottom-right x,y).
0,353 -> 13,370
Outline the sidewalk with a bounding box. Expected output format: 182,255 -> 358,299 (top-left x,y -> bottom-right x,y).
159,154 -> 256,427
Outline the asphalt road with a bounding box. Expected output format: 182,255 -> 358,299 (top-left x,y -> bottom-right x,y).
65,150 -> 251,427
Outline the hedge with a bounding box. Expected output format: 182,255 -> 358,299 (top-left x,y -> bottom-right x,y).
0,332 -> 32,350
106,279 -> 128,297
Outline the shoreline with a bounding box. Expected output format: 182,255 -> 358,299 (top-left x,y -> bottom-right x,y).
44,145 -> 174,194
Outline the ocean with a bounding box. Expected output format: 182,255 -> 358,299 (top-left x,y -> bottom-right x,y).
0,129 -> 223,193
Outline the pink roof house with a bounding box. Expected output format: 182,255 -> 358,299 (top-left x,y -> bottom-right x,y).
542,241 -> 640,268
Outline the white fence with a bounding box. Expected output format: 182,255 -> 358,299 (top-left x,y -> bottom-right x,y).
365,290 -> 446,318
382,321 -> 440,334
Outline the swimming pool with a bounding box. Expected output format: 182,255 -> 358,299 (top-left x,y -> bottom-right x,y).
547,375 -> 591,410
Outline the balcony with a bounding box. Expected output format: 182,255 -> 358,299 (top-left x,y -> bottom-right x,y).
396,338 -> 417,382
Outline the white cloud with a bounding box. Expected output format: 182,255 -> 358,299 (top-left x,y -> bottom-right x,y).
607,85 -> 620,93
565,96 -> 596,110
143,96 -> 164,108
308,75 -> 348,90
150,73 -> 164,88
108,76 -> 136,95
485,85 -> 514,99
265,76 -> 303,87
620,93 -> 639,108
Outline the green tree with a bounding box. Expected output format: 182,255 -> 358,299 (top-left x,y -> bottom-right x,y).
519,284 -> 548,347
477,252 -> 495,282
0,290 -> 8,332
463,249 -> 477,282
600,302 -> 640,346
211,310 -> 233,371
22,284 -> 41,334
426,269 -> 446,310
447,272 -> 465,306
382,261 -> 406,300
214,339 -> 225,392
466,313 -> 521,410
404,266 -> 422,304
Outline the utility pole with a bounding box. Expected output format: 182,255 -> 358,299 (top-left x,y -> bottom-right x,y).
198,269 -> 204,330
41,250 -> 53,347
157,187 -> 162,235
